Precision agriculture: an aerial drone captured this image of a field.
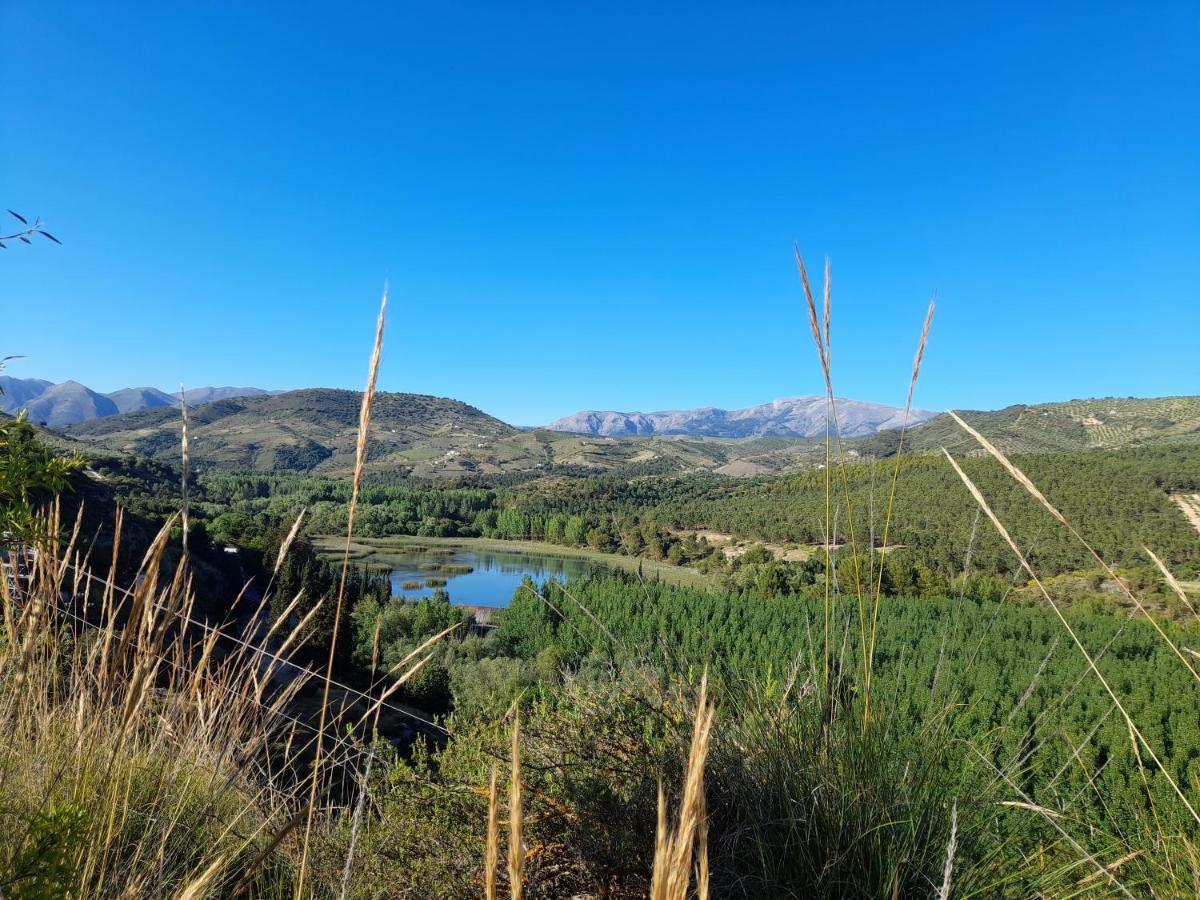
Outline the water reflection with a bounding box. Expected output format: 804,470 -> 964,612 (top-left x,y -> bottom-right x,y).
386,547 -> 603,608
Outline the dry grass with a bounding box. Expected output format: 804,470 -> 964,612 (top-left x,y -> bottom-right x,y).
508,714 -> 525,900
0,509 -> 309,897
477,681 -> 716,900
650,675 -> 714,900
485,766 -> 500,900
0,283 -> 469,897
297,283 -> 387,893
944,414 -> 1200,893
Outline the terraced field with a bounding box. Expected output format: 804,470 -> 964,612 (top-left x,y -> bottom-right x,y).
862,395 -> 1200,456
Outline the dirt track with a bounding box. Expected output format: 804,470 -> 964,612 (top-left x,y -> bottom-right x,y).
1172,493 -> 1200,537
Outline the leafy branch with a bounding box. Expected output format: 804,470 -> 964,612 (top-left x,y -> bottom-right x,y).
1,210 -> 61,249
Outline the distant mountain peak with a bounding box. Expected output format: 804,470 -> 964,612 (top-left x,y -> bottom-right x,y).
548,396 -> 937,438
0,376 -> 275,426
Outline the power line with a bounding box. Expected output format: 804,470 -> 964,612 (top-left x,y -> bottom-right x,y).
47,599 -> 376,769
64,562 -> 449,736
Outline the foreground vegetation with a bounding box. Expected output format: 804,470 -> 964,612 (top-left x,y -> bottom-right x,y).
6,273 -> 1200,897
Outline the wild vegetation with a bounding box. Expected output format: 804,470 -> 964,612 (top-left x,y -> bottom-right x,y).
5,262 -> 1200,898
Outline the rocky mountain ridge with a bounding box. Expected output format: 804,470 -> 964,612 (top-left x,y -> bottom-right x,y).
549,396 -> 937,438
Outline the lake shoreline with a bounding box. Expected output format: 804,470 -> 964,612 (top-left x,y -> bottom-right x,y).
311,533 -> 714,590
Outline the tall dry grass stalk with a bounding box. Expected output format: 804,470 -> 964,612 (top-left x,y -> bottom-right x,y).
797,248 -> 835,692
796,250 -> 870,697
274,506 -> 308,578
863,297 -> 934,708
795,249 -> 935,723
485,766 -> 500,900
297,281 -> 387,895
650,675 -> 715,900
948,411 -> 1200,684
940,447 -> 1200,827
179,384 -> 191,559
1145,547 -> 1200,623
508,714 -> 525,900
480,717 -> 527,900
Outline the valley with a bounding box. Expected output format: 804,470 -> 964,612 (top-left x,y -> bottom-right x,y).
10,376 -> 1200,899
6,7 -> 1197,895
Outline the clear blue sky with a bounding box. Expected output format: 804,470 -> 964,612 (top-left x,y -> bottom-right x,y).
2,2 -> 1196,424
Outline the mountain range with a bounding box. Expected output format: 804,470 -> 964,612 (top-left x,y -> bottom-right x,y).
10,374 -> 1200,479
0,377 -> 274,427
549,397 -> 937,438
6,376 -> 935,441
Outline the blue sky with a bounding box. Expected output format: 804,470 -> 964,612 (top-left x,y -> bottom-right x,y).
2,2 -> 1196,425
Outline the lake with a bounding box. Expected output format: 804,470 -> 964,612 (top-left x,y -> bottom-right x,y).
386,546 -> 603,608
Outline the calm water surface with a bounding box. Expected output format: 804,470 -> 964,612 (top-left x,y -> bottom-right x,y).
386,547 -> 604,608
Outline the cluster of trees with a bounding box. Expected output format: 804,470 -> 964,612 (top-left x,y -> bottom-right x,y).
160,443 -> 1200,599
199,474 -> 498,547
197,473 -> 729,572
490,574 -> 1200,833
0,415 -> 84,538
648,446 -> 1200,580
478,506 -> 723,566
266,524 -> 392,672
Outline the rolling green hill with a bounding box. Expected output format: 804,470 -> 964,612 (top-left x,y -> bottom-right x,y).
861,395 -> 1200,456
64,389 -> 517,475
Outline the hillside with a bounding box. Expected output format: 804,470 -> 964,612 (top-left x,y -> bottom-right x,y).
59,391 -> 1200,481
63,388 -> 521,474
59,389 -> 816,478
550,396 -> 936,438
861,395 -> 1200,456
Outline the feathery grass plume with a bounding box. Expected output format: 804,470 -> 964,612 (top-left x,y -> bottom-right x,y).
509,713 -> 525,900
179,384 -> 191,558
797,247 -> 834,690
650,674 -> 714,900
938,799 -> 958,900
796,250 -> 869,699
696,786 -> 710,900
298,281 -> 387,895
940,446 -> 1200,827
175,853 -> 229,900
795,245 -> 829,386
822,256 -> 831,365
653,783 -> 669,887
947,410 -> 1200,684
274,506 -> 308,578
864,296 -> 935,705
486,765 -> 500,900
